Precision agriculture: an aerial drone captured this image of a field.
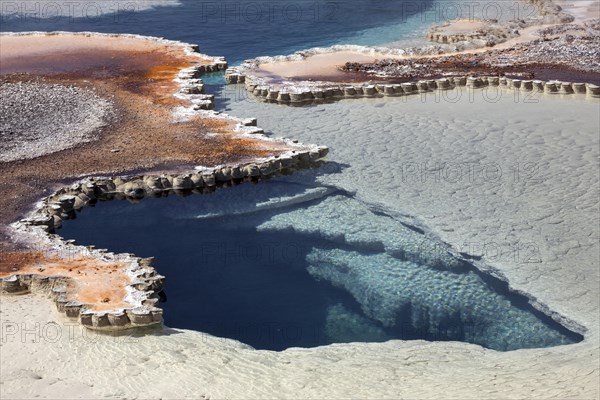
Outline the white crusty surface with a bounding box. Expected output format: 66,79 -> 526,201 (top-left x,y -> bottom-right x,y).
0,293 -> 596,399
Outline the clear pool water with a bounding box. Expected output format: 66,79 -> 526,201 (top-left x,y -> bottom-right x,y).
58,180 -> 583,351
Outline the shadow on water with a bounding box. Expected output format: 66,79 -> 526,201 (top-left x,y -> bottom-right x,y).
57,166 -> 584,351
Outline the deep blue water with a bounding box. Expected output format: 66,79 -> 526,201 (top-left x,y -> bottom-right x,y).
57,181 -> 583,351
59,191 -> 396,350
0,0 -> 436,64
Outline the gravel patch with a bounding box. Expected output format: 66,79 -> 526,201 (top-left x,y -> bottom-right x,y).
342,20 -> 600,79
0,80 -> 114,163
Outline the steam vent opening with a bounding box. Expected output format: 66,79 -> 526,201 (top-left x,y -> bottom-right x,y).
58,179 -> 584,352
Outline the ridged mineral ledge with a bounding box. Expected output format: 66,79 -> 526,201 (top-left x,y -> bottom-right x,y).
225,70 -> 600,104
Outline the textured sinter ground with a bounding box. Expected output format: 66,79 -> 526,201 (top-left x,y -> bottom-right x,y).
0,34 -> 292,249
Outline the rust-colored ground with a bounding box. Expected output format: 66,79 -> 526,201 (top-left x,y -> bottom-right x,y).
0,34 -> 293,310
342,57 -> 600,84
0,251 -> 130,311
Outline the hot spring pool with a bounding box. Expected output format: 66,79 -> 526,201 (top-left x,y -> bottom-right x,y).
58,178 -> 583,351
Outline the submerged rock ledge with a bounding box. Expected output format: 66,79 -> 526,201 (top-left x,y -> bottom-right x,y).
0,32 -> 328,330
